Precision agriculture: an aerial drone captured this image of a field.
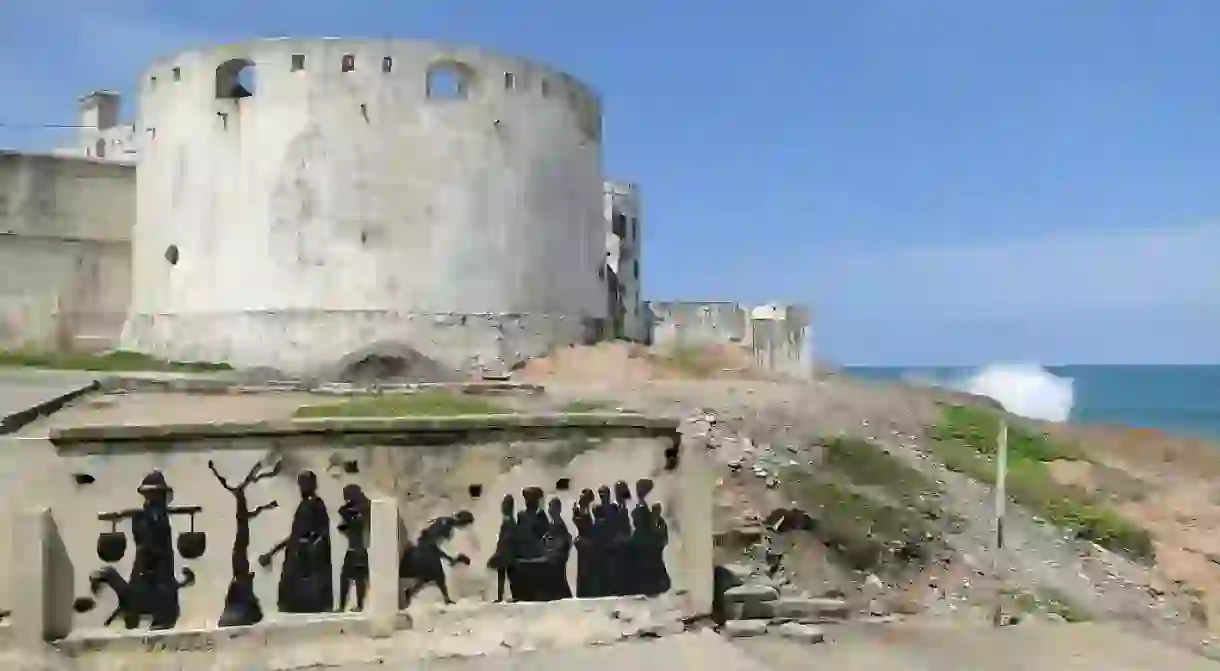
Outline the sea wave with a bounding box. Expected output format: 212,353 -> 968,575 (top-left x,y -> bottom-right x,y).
903,363 -> 1075,422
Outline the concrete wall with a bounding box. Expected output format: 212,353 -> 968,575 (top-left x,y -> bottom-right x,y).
0,152 -> 134,351
55,92 -> 139,165
603,181 -> 644,342
0,415 -> 710,634
123,39 -> 608,376
647,301 -> 812,378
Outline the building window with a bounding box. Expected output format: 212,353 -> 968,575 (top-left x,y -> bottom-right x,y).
633,259 -> 639,279
504,72 -> 516,90
342,54 -> 355,72
613,213 -> 626,237
95,139 -> 106,158
540,79 -> 551,97
291,54 -> 306,71
172,67 -> 181,81
382,56 -> 393,73
632,217 -> 638,240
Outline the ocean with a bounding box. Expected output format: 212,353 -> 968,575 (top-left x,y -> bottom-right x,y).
845,364 -> 1220,441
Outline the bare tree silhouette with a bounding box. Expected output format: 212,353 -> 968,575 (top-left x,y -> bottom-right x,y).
209,458 -> 281,627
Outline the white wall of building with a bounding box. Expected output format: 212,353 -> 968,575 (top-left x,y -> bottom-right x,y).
122,39 -> 607,375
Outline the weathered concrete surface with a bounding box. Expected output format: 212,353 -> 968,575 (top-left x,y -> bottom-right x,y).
0,152 -> 133,352
0,370 -> 98,435
645,301 -> 811,377
125,38 -> 607,376
735,622 -> 1220,671
0,412 -> 710,633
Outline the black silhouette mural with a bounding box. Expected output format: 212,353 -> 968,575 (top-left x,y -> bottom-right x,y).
208,458 -> 281,627
487,494 -> 516,603
73,470 -> 205,631
488,479 -> 670,603
400,511 -> 475,606
337,484 -> 371,612
258,470 -> 334,613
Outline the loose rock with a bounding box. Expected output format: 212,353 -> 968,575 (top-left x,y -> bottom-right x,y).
723,620 -> 769,638
775,622 -> 826,644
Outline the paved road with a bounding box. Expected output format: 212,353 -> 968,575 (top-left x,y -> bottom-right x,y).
0,368 -> 97,431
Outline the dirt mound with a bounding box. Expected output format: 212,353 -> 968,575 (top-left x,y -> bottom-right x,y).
516,341 -> 772,385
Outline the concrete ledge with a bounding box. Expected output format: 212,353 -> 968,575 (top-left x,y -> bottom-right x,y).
97,375 -> 545,397
49,412 -> 681,453
0,380 -> 98,435
54,612 -> 368,656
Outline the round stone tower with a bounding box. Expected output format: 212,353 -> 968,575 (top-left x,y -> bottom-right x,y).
122,38 -> 606,376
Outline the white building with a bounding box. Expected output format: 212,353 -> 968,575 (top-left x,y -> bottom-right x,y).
56,91 -> 139,164
603,180 -> 645,341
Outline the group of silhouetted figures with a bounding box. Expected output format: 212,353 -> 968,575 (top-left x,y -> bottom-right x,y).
488,478 -> 670,603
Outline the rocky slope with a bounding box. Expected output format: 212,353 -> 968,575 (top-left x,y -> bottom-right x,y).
516,342 -> 1220,656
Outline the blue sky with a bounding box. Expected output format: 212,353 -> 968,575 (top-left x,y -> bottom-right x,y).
2,0 -> 1218,365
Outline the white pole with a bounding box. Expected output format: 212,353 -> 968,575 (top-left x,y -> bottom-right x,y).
992,418 -> 1009,627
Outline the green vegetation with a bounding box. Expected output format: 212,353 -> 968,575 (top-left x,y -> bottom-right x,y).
928,405 -> 1154,561
821,436 -> 943,510
294,392 -> 510,418
561,399 -> 617,413
1005,586 -> 1092,622
781,468 -> 944,573
662,345 -> 721,378
0,349 -> 230,373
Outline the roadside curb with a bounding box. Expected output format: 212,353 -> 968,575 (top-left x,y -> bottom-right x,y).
0,380 -> 99,435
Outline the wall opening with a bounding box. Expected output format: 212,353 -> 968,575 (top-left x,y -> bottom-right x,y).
426,61 -> 472,100
172,67 -> 181,81
382,56 -> 393,73
291,54 -> 306,71
540,79 -> 551,97
94,139 -> 106,159
342,54 -> 355,72
504,72 -> 516,90
468,484 -> 483,499
164,245 -> 180,266
216,58 -> 255,99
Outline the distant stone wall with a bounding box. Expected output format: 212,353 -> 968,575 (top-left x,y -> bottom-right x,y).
0,414 -> 711,638
0,152 -> 134,352
646,301 -> 812,377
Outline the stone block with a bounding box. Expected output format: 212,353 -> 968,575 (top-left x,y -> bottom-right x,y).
10,508 -> 74,648
771,597 -> 849,621
775,622 -> 825,644
723,620 -> 768,638
367,498 -> 400,638
724,585 -> 779,604
739,600 -> 776,620
720,563 -> 753,585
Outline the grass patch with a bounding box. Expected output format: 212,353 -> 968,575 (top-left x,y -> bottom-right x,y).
0,349 -> 230,373
659,345 -> 721,378
822,436 -> 943,508
1005,587 -> 1091,622
781,468 -> 944,574
561,399 -> 616,413
294,392 -> 510,418
929,405 -> 1154,561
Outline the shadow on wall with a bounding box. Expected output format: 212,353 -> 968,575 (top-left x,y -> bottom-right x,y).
320,341 -> 462,384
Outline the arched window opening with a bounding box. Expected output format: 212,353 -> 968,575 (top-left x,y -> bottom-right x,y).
426,61 -> 472,100
342,54 -> 355,72
216,58 -> 256,100
94,139 -> 106,159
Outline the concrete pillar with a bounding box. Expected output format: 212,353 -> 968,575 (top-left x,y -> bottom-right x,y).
10,507 -> 74,648
675,434 -> 714,616
367,498 -> 400,638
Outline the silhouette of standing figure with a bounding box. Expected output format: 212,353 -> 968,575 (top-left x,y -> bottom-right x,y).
511,487 -> 550,601
260,470 -> 333,613
571,488 -> 596,597
609,481 -> 634,595
487,494 -> 517,603
649,503 -> 672,594
542,497 -> 573,600
589,486 -> 616,597
337,484 -> 370,612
